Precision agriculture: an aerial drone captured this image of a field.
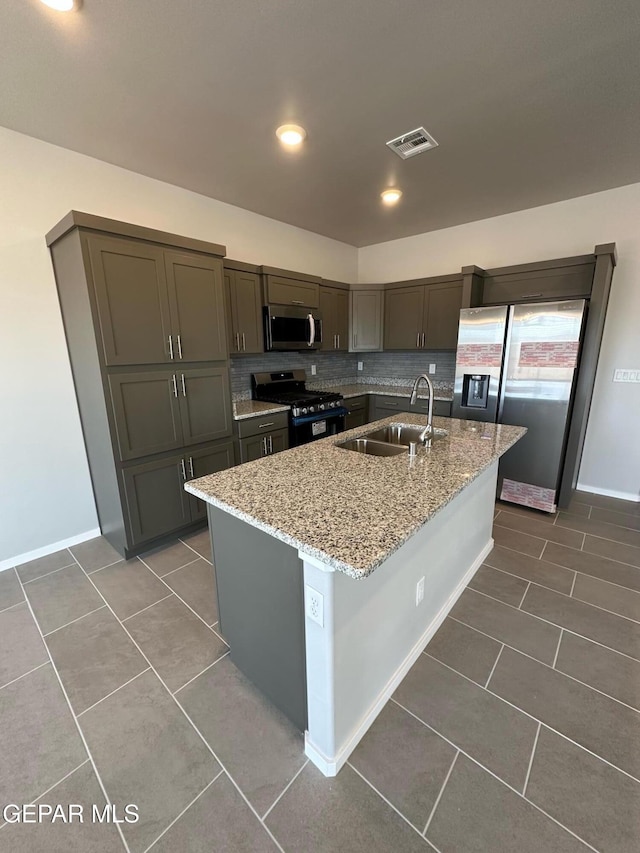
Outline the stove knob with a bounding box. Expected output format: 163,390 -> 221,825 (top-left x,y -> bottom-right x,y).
319,404 -> 325,411
301,407 -> 308,415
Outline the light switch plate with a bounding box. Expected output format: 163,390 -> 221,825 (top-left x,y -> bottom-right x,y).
614,369 -> 640,383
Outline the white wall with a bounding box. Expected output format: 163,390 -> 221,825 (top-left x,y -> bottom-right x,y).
359,184 -> 640,501
0,127 -> 357,566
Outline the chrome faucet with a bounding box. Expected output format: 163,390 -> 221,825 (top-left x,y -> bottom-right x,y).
410,374 -> 434,443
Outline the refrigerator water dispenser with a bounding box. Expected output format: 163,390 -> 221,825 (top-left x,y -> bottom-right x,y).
462,374 -> 490,409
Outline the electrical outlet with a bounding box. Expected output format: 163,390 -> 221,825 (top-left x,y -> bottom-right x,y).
305,585 -> 324,627
416,577 -> 425,606
429,363 -> 436,374
310,364 -> 317,376
358,361 -> 364,371
614,368 -> 640,383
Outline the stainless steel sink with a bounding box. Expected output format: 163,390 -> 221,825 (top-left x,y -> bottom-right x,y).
364,423 -> 448,446
337,438 -> 408,457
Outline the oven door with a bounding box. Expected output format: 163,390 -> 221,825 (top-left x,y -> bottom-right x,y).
264,305 -> 323,351
290,407 -> 348,446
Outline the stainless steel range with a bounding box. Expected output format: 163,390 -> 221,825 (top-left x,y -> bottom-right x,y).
251,370 -> 348,446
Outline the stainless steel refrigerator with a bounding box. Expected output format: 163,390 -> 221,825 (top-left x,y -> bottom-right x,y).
452,300 -> 587,513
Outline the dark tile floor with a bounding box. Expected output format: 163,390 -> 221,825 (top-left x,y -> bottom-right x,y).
2,492 -> 640,851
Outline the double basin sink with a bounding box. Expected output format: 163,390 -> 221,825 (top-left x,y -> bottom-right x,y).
338,423 -> 448,457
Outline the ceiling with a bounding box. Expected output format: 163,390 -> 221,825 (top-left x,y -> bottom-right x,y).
2,0 -> 640,247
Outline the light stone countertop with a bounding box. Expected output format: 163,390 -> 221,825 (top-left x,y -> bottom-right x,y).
232,382 -> 454,421
186,413 -> 526,579
233,399 -> 290,420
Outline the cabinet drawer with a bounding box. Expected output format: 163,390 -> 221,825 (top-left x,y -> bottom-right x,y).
345,395 -> 367,411
237,411 -> 289,439
265,276 -> 319,308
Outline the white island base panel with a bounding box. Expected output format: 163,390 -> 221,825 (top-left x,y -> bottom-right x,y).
301,461 -> 497,776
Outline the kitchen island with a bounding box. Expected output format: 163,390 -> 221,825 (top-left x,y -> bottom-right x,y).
186,413 -> 526,775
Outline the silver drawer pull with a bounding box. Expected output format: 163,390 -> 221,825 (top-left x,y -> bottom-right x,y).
258,422 -> 275,428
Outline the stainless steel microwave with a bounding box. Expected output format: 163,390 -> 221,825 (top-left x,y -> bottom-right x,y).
263,305 -> 323,351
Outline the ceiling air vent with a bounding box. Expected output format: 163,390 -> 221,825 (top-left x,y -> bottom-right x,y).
386,127 -> 438,160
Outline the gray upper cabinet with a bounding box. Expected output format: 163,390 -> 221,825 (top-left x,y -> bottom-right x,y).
319,283 -> 349,351
165,251 -> 227,362
225,267 -> 264,353
350,288 -> 384,351
89,234 -> 173,366
263,273 -> 320,308
384,279 -> 463,351
89,234 -> 226,366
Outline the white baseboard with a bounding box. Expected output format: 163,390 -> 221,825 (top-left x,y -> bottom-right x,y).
0,528 -> 102,573
304,537 -> 494,777
576,484 -> 639,503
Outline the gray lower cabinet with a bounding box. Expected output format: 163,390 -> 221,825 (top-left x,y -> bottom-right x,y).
239,428 -> 288,463
371,395 -> 452,420
345,395 -> 369,430
123,440 -> 235,543
48,212 -> 234,559
109,367 -> 232,461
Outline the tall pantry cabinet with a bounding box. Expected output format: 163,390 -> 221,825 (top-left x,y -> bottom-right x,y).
47,212 -> 234,558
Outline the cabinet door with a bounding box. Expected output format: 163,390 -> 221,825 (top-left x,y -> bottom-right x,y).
266,276 -> 319,308
186,440 -> 235,520
109,371 -> 183,461
423,283 -> 463,350
229,270 -> 264,353
346,409 -> 367,430
268,429 -> 289,455
239,434 -> 268,463
334,290 -> 349,351
123,455 -> 191,546
384,287 -> 424,350
319,286 -> 336,351
351,290 -> 383,351
88,234 -> 172,366
165,251 -> 227,362
178,367 -> 232,447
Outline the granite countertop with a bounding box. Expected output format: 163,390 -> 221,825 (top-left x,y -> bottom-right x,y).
233,399 -> 290,420
313,382 -> 454,402
186,413 -> 526,580
232,382 -> 454,420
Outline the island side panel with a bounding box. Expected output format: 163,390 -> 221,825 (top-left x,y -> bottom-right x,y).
302,461 -> 497,775
207,506 -> 307,731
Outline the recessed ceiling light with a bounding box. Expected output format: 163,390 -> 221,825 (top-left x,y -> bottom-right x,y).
40,0 -> 82,9
276,124 -> 307,147
381,188 -> 402,206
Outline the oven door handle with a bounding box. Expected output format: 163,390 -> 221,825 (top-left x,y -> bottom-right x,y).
290,406 -> 349,427
307,313 -> 315,347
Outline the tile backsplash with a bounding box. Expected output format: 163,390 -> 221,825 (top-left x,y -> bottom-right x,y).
230,350 -> 455,399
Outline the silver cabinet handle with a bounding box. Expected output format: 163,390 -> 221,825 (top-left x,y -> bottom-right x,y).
181,374 -> 186,396
242,332 -> 246,351
333,334 -> 337,349
292,300 -> 305,305
177,334 -> 183,359
262,437 -> 267,456
189,456 -> 194,478
523,293 -> 544,299
172,374 -> 178,397
354,332 -> 358,347
421,332 -> 426,348
168,335 -> 174,360
180,458 -> 186,480
235,332 -> 240,351
307,313 -> 315,347
337,334 -> 340,349
258,422 -> 275,429
268,435 -> 273,454
416,332 -> 420,348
